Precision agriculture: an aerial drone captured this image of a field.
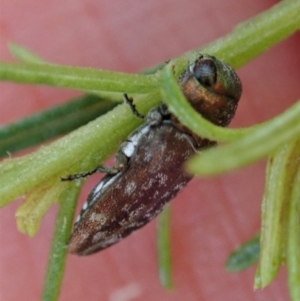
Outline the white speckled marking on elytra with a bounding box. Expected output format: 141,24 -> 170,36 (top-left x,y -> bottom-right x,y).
96,234 -> 119,248
78,232 -> 89,245
160,143 -> 167,152
153,190 -> 160,199
164,154 -> 173,162
118,218 -> 127,226
162,190 -> 171,199
174,182 -> 185,191
82,201 -> 88,210
128,205 -> 144,219
141,178 -> 154,190
125,181 -> 137,195
89,175 -> 119,207
102,175 -> 119,190
130,125 -> 150,146
121,141 -> 135,157
92,231 -> 105,243
75,215 -> 81,223
89,212 -> 107,224
93,181 -> 104,194
144,150 -> 152,162
121,204 -> 130,212
157,173 -> 168,185
81,233 -> 121,255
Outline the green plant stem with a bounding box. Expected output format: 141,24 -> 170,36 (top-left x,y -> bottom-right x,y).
255,139 -> 300,289
42,182 -> 80,301
1,44 -> 124,157
9,42 -> 48,64
157,206 -> 172,290
173,0 -> 300,74
287,159 -> 300,301
0,92 -> 161,208
1,0 -> 299,93
186,100 -> 300,175
0,62 -> 158,94
0,94 -> 117,157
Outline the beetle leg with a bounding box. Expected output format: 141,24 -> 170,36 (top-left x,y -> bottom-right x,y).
123,93 -> 145,119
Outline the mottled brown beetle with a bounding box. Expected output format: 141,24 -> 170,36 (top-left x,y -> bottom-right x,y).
62,54 -> 242,255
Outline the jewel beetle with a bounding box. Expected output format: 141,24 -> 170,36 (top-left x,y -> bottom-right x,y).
62,54 -> 242,255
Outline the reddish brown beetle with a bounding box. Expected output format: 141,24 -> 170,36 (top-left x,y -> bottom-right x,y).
62,54 -> 242,255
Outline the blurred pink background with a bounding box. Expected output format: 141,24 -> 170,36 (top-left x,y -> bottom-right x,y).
1,1 -> 299,300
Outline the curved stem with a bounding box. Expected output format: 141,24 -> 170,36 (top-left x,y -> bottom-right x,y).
0,62 -> 158,94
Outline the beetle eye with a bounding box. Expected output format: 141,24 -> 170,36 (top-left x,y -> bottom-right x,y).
193,59 -> 217,88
